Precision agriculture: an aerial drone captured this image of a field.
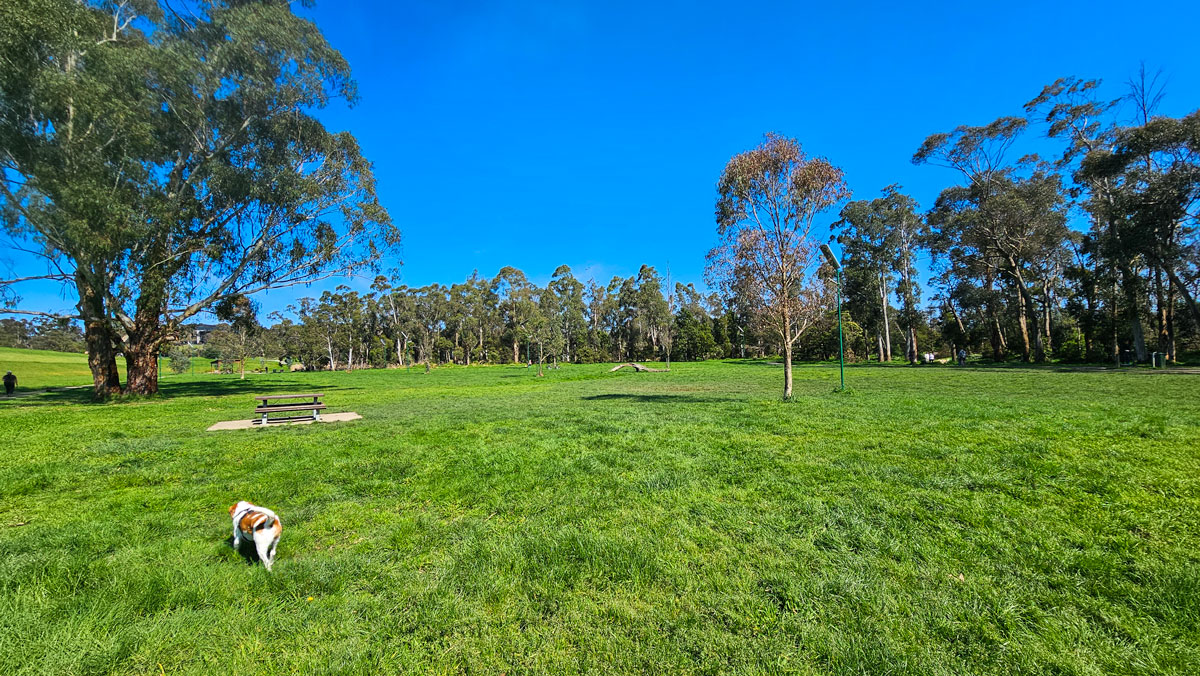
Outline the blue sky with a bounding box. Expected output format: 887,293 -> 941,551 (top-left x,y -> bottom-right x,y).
9,0 -> 1200,319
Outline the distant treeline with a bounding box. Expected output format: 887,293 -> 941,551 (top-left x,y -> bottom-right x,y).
0,318 -> 86,353
185,263 -> 941,373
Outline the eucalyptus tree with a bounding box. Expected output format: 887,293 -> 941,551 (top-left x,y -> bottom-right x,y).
635,265 -> 670,363
0,0 -> 397,396
584,278 -> 608,358
914,117 -> 1026,359
707,133 -> 849,398
460,271 -> 497,365
833,185 -> 926,362
672,282 -> 717,361
1080,110 -> 1200,340
833,198 -> 894,361
493,266 -> 535,363
0,0 -> 157,395
211,295 -> 263,379
926,170 -> 1069,362
530,284 -> 564,375
600,274 -> 628,360
371,277 -> 416,367
412,284 -> 448,372
548,265 -> 586,363
1025,76 -> 1136,362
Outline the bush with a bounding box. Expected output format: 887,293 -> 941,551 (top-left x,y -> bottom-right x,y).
1056,331 -> 1087,363
168,347 -> 191,374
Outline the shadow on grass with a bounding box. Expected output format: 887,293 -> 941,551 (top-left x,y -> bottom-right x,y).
2,378 -> 361,407
581,393 -> 739,404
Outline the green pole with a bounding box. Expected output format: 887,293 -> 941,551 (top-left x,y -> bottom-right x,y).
836,266 -> 844,391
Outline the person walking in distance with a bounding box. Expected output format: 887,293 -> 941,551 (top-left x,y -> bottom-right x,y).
3,371 -> 15,396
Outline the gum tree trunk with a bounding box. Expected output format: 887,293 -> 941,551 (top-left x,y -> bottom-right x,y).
123,331 -> 161,395
76,273 -> 122,398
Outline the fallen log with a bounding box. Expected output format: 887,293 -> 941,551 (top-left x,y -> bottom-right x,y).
609,362 -> 668,373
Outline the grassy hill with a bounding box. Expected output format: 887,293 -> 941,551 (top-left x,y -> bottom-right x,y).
1,361 -> 1198,674
0,347 -> 231,393
0,345 -> 121,391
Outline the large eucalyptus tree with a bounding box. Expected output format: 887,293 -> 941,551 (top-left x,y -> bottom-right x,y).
0,0 -> 397,396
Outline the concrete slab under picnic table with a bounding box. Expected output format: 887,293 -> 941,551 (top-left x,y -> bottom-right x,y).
207,411 -> 362,431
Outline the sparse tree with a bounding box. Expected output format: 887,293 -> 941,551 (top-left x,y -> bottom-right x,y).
707,133 -> 849,398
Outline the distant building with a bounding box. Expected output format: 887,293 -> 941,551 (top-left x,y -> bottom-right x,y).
183,323 -> 220,345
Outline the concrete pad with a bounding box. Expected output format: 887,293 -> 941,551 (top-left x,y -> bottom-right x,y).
207,411 -> 362,431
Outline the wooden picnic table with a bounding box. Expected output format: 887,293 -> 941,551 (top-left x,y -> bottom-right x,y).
254,393 -> 326,424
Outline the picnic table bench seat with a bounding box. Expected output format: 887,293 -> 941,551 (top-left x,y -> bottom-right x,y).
253,403 -> 328,414
253,393 -> 326,424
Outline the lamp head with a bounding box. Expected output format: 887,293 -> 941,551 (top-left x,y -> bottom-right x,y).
819,244 -> 841,271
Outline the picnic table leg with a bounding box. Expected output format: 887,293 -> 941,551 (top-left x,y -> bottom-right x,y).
261,411 -> 269,425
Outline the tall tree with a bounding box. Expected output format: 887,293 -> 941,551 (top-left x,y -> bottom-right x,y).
1080,111 -> 1200,336
0,0 -> 398,396
548,265 -> 586,364
833,185 -> 925,362
493,266 -> 535,364
707,133 -> 849,399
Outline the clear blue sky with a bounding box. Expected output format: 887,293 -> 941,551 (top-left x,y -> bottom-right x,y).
11,0 -> 1200,319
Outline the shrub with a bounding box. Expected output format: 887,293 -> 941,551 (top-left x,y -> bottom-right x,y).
168,347 -> 191,374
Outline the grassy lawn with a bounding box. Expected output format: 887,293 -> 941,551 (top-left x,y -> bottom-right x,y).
0,347 -> 257,392
0,346 -> 124,391
1,360 -> 1198,674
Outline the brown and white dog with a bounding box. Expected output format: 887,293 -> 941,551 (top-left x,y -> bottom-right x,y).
229,501 -> 283,571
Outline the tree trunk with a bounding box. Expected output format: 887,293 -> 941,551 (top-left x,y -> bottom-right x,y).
1153,257 -> 1200,331
1110,278 -> 1121,367
879,278 -> 892,362
950,302 -> 967,344
985,275 -> 1004,361
537,342 -> 544,377
1121,266 -> 1147,362
782,340 -> 793,399
124,332 -> 161,395
1166,275 -> 1176,362
1083,286 -> 1095,357
512,337 -> 519,364
906,326 -> 918,364
84,319 -> 122,397
1041,279 -> 1053,356
1154,266 -> 1166,355
76,273 -> 122,398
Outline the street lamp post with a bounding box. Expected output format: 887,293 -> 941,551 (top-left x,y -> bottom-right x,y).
819,244 -> 844,391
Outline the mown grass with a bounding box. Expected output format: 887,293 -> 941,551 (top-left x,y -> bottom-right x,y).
1,360 -> 1198,674
0,346 -> 127,391
0,347 -> 246,392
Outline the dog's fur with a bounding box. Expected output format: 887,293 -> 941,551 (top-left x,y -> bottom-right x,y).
228,501 -> 282,571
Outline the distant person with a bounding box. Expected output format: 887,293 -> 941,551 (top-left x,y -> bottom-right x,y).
3,370 -> 15,396
957,349 -> 967,366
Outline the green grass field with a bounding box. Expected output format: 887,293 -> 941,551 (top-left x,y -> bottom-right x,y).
0,345 -> 125,391
0,347 -> 251,393
1,356 -> 1198,674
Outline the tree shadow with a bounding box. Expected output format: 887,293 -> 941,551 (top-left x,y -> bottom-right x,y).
581,393 -> 739,404
720,359 -> 783,367
1,378 -> 361,407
